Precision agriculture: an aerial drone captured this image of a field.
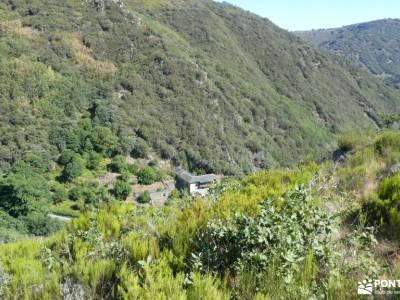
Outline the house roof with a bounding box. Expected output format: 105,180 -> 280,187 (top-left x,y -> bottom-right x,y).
176,168 -> 217,184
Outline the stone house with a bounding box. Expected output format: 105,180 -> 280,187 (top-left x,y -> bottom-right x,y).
176,168 -> 218,196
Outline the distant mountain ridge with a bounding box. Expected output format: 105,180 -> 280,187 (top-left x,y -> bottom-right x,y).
296,19 -> 400,89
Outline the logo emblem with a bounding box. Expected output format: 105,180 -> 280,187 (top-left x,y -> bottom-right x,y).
358,280 -> 373,295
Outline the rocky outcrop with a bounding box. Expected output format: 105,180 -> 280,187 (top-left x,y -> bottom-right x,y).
388,163 -> 400,176
0,264 -> 11,298
92,0 -> 105,12
62,279 -> 88,300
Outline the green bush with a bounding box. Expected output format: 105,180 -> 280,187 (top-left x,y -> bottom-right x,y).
21,212 -> 63,236
378,174 -> 400,200
114,178 -> 132,201
63,120 -> 122,159
375,131 -> 400,155
137,167 -> 161,185
108,155 -> 129,174
50,184 -> 68,204
127,164 -> 139,175
58,149 -> 75,166
363,174 -> 400,239
0,211 -> 27,235
131,139 -> 149,159
137,191 -> 151,204
158,142 -> 177,160
23,154 -> 53,173
61,158 -> 82,182
86,151 -> 102,171
90,126 -> 119,157
193,187 -> 334,281
69,182 -> 108,207
0,162 -> 50,218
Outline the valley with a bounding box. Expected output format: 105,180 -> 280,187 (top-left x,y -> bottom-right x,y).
0,1 -> 400,299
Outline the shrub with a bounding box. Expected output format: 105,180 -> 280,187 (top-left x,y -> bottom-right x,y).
137,191 -> 151,204
51,184 -> 68,204
187,273 -> 229,300
375,131 -> 400,155
168,189 -> 181,200
69,182 -> 108,207
192,187 -> 334,281
91,126 -> 119,156
0,162 -> 50,217
159,142 -> 177,160
108,155 -> 129,174
137,167 -> 161,185
86,151 -> 102,171
117,259 -> 186,299
0,211 -> 27,235
363,174 -> 400,239
58,149 -> 75,166
24,153 -> 53,173
61,158 -> 82,182
119,135 -> 135,155
99,19 -> 113,31
378,174 -> 400,201
114,178 -> 132,201
127,164 -> 139,175
131,139 -> 149,159
21,212 -> 63,236
66,131 -> 83,153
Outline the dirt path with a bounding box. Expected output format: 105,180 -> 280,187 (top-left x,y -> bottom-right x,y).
48,214 -> 72,222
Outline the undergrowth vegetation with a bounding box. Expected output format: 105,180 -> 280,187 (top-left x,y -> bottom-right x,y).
3,129 -> 400,299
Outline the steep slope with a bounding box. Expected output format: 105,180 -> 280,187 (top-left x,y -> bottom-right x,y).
3,130 -> 400,299
296,19 -> 400,89
0,0 -> 399,176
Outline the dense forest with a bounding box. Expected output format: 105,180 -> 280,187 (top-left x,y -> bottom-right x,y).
0,0 -> 399,178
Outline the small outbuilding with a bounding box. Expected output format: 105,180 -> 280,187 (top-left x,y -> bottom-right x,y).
176,168 -> 219,196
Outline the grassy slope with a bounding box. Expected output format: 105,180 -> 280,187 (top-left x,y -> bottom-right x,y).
2,131 -> 400,299
296,19 -> 400,89
0,0 -> 399,176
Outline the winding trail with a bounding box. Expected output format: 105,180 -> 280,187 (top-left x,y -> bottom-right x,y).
48,214 -> 72,222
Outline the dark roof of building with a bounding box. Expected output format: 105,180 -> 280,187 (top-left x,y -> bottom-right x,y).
176,168 -> 217,184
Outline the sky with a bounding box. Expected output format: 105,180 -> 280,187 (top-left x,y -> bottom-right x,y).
215,0 -> 400,31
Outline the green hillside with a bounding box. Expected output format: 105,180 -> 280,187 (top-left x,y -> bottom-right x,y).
3,129 -> 400,299
2,2 -> 400,298
0,0 -> 399,178
296,19 -> 400,89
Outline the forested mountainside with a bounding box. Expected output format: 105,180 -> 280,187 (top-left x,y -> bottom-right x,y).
0,0 -> 399,177
296,19 -> 400,89
3,130 -> 400,299
2,1 -> 400,298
